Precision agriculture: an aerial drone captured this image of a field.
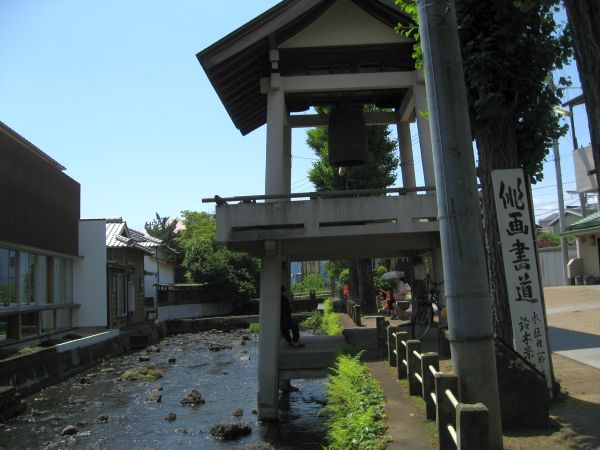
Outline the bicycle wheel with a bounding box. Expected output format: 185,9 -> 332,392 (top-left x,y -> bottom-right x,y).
412,305 -> 433,340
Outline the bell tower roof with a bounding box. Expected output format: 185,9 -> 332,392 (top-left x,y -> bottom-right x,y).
197,0 -> 415,135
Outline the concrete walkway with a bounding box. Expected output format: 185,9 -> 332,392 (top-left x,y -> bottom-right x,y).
339,313 -> 433,449
368,360 -> 434,450
337,286 -> 600,449
545,286 -> 600,370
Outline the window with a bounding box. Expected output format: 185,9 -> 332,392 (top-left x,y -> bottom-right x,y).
60,259 -> 73,303
19,252 -> 37,305
47,257 -> 54,304
0,248 -> 17,306
52,258 -> 73,304
21,312 -> 38,337
113,273 -> 127,317
0,316 -> 7,341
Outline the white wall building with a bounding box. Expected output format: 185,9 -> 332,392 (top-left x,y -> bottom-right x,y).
73,219 -> 107,328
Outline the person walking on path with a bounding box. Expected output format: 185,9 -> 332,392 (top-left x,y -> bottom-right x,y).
393,277 -> 411,319
281,286 -> 304,348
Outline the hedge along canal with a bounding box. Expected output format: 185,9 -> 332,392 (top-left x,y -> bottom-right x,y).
0,328 -> 328,450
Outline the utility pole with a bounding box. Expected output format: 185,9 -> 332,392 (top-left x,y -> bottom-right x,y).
552,136 -> 569,285
550,77 -> 569,285
417,1 -> 503,449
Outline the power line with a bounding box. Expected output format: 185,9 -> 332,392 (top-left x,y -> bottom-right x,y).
292,154 -> 319,161
291,177 -> 308,186
531,180 -> 575,190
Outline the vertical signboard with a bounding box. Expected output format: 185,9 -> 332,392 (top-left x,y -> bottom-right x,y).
492,169 -> 553,389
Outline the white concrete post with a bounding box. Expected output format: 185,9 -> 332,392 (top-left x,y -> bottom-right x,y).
283,123 -> 292,195
257,241 -> 282,421
265,50 -> 290,197
265,76 -> 286,196
397,121 -> 417,190
414,81 -> 436,187
258,50 -> 289,421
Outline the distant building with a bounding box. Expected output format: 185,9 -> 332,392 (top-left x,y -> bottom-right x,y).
128,228 -> 178,314
538,205 -> 598,234
565,211 -> 600,281
104,219 -> 152,328
0,121 -> 81,343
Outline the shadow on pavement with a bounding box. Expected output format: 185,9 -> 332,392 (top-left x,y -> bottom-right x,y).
549,326 -> 600,351
552,395 -> 600,449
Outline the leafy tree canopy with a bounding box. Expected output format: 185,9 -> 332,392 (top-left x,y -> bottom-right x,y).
176,210 -> 260,305
176,210 -> 216,249
396,0 -> 571,182
291,272 -> 328,294
307,106 -> 398,191
144,212 -> 179,251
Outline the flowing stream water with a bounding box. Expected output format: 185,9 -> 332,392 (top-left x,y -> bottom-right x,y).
0,330 -> 328,449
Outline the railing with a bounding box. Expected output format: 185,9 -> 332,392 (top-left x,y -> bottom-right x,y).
387,327 -> 489,450
202,186 -> 436,205
291,290 -> 331,301
345,299 -> 362,326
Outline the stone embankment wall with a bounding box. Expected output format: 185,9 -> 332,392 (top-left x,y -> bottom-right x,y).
166,313 -> 311,334
0,336 -> 131,397
166,315 -> 260,334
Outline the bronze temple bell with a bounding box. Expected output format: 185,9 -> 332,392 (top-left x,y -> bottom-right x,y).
328,104 -> 368,167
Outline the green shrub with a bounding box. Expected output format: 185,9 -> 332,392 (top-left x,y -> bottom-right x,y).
536,231 -> 561,248
372,265 -> 389,291
323,353 -> 387,450
300,311 -> 323,333
248,322 -> 260,333
322,298 -> 343,336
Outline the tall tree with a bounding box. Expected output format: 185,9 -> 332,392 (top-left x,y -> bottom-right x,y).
144,212 -> 179,251
176,210 -> 260,308
397,0 -> 571,341
563,0 -> 600,192
307,107 -> 399,310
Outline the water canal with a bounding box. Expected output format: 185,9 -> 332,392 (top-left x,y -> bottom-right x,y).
0,330 -> 328,449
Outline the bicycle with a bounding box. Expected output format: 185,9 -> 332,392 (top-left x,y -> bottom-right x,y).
411,274 -> 443,340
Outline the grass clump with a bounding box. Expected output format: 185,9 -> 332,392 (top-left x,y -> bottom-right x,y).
300,298 -> 343,336
300,311 -> 323,333
322,298 -> 343,336
323,353 -> 387,450
248,322 -> 260,333
16,346 -> 44,355
118,366 -> 164,381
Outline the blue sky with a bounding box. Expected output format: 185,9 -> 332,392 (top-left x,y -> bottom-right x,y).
0,1 -> 591,231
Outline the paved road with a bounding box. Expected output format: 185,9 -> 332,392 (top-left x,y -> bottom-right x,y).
545,286 -> 600,370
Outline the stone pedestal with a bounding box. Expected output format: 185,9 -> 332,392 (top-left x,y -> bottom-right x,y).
495,338 -> 549,429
